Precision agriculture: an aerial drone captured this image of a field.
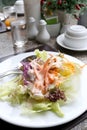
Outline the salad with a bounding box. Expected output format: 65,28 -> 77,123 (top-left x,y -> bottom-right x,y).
0,50 -> 81,117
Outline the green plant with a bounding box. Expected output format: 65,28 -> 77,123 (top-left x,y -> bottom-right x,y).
41,0 -> 87,19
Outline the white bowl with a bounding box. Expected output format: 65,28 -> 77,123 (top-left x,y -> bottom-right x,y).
63,25 -> 87,48
66,25 -> 87,38
46,23 -> 61,37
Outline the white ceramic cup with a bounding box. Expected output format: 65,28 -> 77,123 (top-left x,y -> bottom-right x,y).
63,25 -> 87,48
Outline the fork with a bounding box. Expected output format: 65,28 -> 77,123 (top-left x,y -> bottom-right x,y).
0,68 -> 22,79
0,55 -> 36,79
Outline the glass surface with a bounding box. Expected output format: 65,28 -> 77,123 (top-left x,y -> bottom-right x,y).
11,19 -> 28,48
3,6 -> 17,29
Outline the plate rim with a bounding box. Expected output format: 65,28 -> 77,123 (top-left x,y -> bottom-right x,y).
0,51 -> 87,128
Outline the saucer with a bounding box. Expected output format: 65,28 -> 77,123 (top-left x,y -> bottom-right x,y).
56,34 -> 87,51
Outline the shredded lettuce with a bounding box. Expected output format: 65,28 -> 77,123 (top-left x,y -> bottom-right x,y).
21,101 -> 64,117
34,49 -> 48,61
32,101 -> 52,112
0,74 -> 79,117
52,102 -> 64,117
59,74 -> 81,104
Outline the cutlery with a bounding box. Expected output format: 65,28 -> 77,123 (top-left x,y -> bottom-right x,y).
0,55 -> 36,79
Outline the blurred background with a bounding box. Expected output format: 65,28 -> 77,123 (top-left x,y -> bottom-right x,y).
0,0 -> 16,11
0,0 -> 87,27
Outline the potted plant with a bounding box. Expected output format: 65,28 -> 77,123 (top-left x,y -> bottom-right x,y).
41,0 -> 87,33
41,0 -> 61,37
41,0 -> 87,20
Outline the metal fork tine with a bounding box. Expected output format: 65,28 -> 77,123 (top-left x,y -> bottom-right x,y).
0,69 -> 22,79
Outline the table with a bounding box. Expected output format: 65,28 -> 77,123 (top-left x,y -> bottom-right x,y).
0,31 -> 87,130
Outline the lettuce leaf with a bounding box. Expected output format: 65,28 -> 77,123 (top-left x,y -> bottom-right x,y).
34,49 -> 48,61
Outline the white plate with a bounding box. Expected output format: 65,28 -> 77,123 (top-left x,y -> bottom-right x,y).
0,51 -> 87,128
56,34 -> 87,51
